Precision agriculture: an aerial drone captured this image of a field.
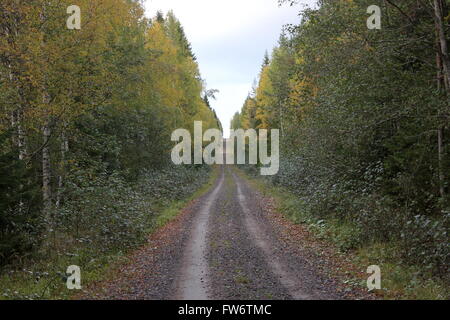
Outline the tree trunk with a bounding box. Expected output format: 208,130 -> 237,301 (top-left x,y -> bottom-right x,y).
17,109 -> 26,160
434,0 -> 450,91
56,126 -> 69,208
11,110 -> 17,145
434,0 -> 449,198
7,64 -> 27,160
438,128 -> 445,197
42,121 -> 52,214
280,103 -> 284,137
42,89 -> 52,215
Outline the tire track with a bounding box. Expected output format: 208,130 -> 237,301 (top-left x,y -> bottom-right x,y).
175,167 -> 224,300
233,171 -> 315,300
81,165 -> 366,300
206,166 -> 292,300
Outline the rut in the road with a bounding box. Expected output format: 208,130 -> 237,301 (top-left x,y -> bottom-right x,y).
81,165 -> 357,300
176,167 -> 224,299
234,172 -> 313,300
205,167 -> 292,300
177,166 -> 340,300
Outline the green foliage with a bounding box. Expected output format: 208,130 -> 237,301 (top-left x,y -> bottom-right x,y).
0,1 -> 221,279
0,131 -> 41,266
237,0 -> 449,280
0,164 -> 213,299
57,165 -> 211,253
242,170 -> 449,299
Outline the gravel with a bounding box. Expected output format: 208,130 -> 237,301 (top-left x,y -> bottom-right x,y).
80,165 -> 375,300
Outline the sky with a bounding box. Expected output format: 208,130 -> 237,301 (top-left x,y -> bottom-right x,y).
144,0 -> 316,137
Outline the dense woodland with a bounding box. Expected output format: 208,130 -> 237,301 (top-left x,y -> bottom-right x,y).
0,0 -> 220,287
233,0 -> 449,280
0,0 -> 448,299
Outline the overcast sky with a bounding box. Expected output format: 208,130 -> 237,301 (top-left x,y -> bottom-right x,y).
144,0 -> 316,137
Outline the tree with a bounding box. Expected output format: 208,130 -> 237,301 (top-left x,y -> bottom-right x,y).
239,0 -> 449,276
0,1 -> 221,264
433,0 -> 449,198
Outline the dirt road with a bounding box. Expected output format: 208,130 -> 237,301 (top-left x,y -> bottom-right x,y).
82,166 -> 373,300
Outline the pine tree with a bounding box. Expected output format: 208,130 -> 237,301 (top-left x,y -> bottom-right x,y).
261,51 -> 270,72
156,10 -> 165,23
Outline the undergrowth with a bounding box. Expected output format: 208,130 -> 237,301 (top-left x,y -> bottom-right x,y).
237,167 -> 449,300
0,165 -> 218,300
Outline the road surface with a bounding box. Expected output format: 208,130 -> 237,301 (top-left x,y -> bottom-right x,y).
81,165 -> 372,300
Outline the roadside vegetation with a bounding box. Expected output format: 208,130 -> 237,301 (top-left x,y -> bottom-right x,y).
0,1 -> 221,299
240,169 -> 448,299
233,0 -> 449,299
0,165 -> 215,300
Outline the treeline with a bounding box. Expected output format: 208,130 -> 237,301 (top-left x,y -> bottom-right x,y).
233,0 -> 449,278
0,0 -> 220,269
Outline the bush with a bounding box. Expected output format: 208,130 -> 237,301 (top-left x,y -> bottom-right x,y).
54,164 -> 211,254
0,132 -> 41,267
256,155 -> 450,279
400,212 -> 449,277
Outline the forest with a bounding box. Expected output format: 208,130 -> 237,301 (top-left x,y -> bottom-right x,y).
0,0 -> 448,301
0,0 -> 220,298
233,0 -> 449,284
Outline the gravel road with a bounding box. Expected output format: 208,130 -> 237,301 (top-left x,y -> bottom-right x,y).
81,165 -> 373,300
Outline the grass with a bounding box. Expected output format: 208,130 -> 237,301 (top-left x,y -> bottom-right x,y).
235,167 -> 449,300
235,274 -> 251,285
356,243 -> 448,300
0,166 -> 220,300
0,246 -> 129,300
153,165 -> 220,229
